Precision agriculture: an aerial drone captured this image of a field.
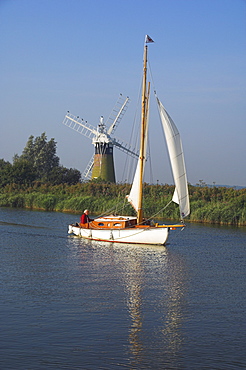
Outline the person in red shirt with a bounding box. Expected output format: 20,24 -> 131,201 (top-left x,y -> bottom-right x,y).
80,209 -> 92,224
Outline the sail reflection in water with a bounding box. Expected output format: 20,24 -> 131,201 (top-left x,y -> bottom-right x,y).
69,238 -> 187,368
120,245 -> 186,368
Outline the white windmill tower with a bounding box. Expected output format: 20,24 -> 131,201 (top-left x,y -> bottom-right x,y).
62,94 -> 138,182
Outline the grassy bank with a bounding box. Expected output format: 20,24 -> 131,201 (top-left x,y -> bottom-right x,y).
0,182 -> 245,226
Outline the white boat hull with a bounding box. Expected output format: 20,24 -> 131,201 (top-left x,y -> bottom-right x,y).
68,224 -> 169,245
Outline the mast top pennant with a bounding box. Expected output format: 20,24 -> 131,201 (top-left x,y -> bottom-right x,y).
145,35 -> 154,43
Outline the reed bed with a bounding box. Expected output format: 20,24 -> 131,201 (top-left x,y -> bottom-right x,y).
0,183 -> 245,226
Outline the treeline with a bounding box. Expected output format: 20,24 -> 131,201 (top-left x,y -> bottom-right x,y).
0,181 -> 245,226
0,133 -> 81,186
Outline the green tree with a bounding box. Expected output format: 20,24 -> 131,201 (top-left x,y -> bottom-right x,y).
12,159 -> 36,185
1,133 -> 82,187
0,159 -> 13,187
48,166 -> 81,185
18,132 -> 60,181
21,135 -> 35,162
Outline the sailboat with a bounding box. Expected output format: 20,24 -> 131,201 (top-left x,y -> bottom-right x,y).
68,35 -> 190,245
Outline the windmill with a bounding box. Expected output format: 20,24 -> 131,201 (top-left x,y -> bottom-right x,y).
62,94 -> 138,182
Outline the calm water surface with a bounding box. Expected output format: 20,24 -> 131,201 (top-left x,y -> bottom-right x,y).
0,207 -> 245,369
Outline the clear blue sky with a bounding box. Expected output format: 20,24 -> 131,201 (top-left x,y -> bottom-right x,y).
1,0 -> 245,186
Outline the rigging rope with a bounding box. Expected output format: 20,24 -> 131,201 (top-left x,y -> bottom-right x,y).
95,195 -> 175,226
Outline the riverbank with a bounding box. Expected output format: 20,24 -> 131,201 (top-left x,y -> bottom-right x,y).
0,182 -> 245,226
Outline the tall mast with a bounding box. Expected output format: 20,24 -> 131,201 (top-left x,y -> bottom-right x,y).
137,43 -> 148,224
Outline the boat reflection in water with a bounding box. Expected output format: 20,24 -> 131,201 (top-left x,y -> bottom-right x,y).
114,243 -> 185,368
68,236 -> 186,368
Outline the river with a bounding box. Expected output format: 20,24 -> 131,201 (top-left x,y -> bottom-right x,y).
0,207 -> 245,369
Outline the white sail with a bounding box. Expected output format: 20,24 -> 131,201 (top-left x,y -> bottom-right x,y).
156,97 -> 190,218
127,107 -> 149,212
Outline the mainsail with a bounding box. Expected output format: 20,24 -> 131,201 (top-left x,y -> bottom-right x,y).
127,102 -> 149,212
156,97 -> 190,219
